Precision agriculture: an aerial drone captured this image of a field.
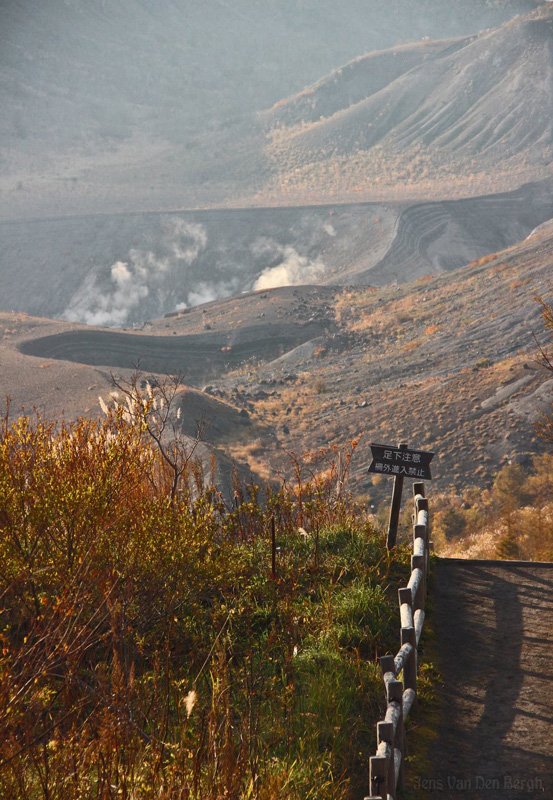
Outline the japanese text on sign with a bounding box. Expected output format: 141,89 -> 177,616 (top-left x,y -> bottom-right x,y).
368,443 -> 435,480
372,463 -> 428,477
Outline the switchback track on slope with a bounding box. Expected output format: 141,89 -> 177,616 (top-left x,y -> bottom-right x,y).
428,559 -> 553,798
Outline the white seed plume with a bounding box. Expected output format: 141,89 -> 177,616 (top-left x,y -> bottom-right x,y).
184,690 -> 197,718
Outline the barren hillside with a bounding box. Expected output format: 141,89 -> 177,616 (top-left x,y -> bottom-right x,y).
6,217 -> 553,499
260,7 -> 553,204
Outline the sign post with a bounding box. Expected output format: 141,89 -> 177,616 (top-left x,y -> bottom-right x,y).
386,442 -> 407,550
368,442 -> 434,549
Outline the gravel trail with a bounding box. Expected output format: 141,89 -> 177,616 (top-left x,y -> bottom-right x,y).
427,559 -> 553,799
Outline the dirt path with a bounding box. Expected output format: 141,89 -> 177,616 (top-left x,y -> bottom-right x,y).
426,559 -> 553,799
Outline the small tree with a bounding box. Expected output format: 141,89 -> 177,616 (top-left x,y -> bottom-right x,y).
440,506 -> 468,541
496,527 -> 521,560
493,463 -> 530,508
107,371 -> 209,504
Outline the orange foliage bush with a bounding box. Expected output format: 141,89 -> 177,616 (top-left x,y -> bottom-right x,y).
0,405 -> 392,799
468,253 -> 498,268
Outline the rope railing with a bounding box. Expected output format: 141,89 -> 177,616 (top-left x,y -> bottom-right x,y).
365,482 -> 431,800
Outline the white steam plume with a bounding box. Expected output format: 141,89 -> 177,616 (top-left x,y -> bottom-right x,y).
168,218 -> 207,263
61,218 -> 207,327
61,257 -> 151,328
253,244 -> 325,291
185,279 -> 241,308
250,237 -> 284,261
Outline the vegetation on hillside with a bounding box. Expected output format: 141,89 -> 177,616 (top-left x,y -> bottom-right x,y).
431,294 -> 553,562
0,391 -> 410,800
535,294 -> 553,446
431,455 -> 553,560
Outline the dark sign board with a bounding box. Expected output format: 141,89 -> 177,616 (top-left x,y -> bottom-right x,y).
368,443 -> 434,480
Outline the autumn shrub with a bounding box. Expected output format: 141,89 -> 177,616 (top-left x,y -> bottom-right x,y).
0,406 -> 406,800
468,253 -> 498,268
433,456 -> 553,561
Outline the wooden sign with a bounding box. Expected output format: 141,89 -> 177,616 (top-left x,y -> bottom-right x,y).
368,443 -> 434,480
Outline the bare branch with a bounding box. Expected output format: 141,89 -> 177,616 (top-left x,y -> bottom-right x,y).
108,370 -> 207,504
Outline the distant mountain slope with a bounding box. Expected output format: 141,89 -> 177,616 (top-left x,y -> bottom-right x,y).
0,0 -> 543,218
2,0 -> 538,141
262,37 -> 470,129
262,7 -> 553,204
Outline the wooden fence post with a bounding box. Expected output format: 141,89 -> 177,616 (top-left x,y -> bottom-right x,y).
387,678 -> 405,790
367,486 -> 432,797
369,754 -> 388,800
399,587 -> 417,694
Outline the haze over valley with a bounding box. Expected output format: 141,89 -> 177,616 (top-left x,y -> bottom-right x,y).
1,0 -> 543,218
